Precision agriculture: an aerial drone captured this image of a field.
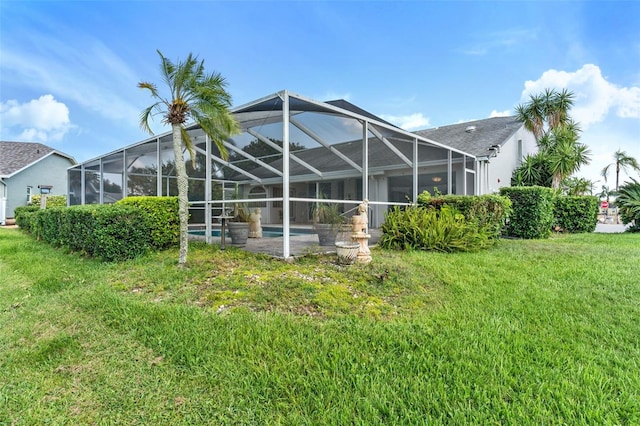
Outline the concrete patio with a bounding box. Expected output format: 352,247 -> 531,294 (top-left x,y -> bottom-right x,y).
190,227 -> 382,259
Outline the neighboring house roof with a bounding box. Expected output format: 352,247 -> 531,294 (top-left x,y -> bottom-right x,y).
414,116 -> 523,158
0,141 -> 76,178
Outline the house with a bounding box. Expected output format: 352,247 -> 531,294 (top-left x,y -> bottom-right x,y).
0,141 -> 76,224
414,116 -> 537,195
67,91 -> 533,257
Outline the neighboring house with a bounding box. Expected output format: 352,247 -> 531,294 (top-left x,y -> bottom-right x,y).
414,116 -> 537,195
0,141 -> 76,224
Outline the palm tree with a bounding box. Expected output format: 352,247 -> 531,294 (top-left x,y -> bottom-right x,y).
515,88 -> 575,142
545,126 -> 591,189
601,149 -> 640,192
139,50 -> 239,265
514,88 -> 589,189
562,177 -> 592,196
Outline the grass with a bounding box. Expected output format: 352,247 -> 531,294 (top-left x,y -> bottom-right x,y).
1,227 -> 639,424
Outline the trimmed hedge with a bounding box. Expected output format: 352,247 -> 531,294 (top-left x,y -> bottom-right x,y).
417,193 -> 511,239
35,207 -> 69,247
18,204 -> 152,261
92,205 -> 152,261
500,186 -> 555,239
554,196 -> 598,233
14,206 -> 40,232
116,196 -> 179,249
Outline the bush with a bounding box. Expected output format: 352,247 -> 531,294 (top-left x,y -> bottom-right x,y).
500,186 -> 555,239
554,196 -> 599,233
116,196 -> 179,249
29,194 -> 67,208
17,204 -> 153,261
14,206 -> 40,233
64,205 -> 100,255
616,178 -> 640,232
379,205 -> 491,252
417,193 -> 511,239
36,207 -> 69,246
91,205 -> 152,261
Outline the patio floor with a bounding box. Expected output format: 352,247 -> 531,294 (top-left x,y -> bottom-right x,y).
190,226 -> 381,259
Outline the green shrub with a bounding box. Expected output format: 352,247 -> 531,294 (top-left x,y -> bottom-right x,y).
18,204 -> 153,261
417,193 -> 511,239
91,205 -> 152,261
65,205 -> 100,255
116,196 -> 179,249
36,207 -> 69,247
379,205 -> 491,252
29,194 -> 67,208
554,196 -> 598,233
616,178 -> 640,232
14,206 -> 40,233
500,186 -> 555,239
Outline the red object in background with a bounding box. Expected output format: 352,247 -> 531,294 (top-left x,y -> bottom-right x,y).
601,201 -> 609,209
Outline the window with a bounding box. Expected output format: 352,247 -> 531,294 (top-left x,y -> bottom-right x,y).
27,186 -> 33,203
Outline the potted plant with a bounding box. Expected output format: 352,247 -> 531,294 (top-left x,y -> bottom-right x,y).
227,186 -> 250,245
311,200 -> 343,246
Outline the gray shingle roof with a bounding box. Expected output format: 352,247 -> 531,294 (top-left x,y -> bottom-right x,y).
414,116 -> 523,157
0,141 -> 75,177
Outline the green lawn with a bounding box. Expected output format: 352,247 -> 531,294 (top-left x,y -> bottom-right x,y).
1,228 -> 639,424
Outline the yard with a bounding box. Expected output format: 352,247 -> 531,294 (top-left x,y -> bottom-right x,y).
1,227 -> 639,424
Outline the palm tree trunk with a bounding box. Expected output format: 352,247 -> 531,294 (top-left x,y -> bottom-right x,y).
172,124 -> 189,265
616,163 -> 620,192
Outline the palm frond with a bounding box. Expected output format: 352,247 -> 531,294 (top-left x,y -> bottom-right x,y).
139,102 -> 164,135
179,126 -> 197,168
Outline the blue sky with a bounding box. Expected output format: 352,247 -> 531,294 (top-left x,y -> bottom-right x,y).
1,1 -> 639,190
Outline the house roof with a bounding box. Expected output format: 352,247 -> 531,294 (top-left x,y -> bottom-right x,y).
0,141 -> 76,178
414,116 -> 523,158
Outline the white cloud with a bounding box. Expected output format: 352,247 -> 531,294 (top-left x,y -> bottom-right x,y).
490,109 -> 511,118
462,28 -> 538,56
521,64 -> 640,128
0,31 -> 142,127
0,95 -> 73,142
379,113 -> 430,130
520,65 -> 640,189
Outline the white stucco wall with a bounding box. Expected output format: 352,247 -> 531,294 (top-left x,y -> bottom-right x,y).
4,154 -> 75,217
483,127 -> 537,194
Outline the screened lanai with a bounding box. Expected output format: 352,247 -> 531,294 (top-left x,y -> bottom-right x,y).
68,90 -> 477,258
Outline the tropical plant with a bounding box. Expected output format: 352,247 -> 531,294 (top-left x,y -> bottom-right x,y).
511,152 -> 552,187
543,127 -> 591,189
230,185 -> 250,223
311,201 -> 343,226
601,149 -> 640,192
513,88 -> 590,189
138,50 -> 239,265
615,178 -> 640,232
515,88 -> 575,141
379,205 -> 491,252
561,177 -> 593,196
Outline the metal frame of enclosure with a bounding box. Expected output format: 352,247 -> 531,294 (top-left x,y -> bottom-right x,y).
68,90 -> 477,258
